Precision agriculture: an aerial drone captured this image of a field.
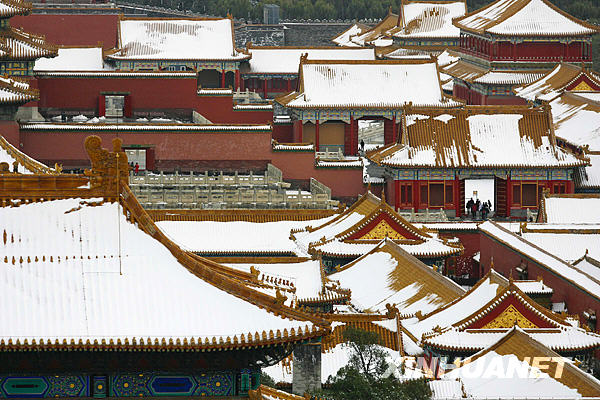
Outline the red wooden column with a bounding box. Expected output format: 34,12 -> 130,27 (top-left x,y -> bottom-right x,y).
352,118 -> 359,155
221,70 -> 226,88
392,116 -> 398,143
263,79 -> 268,99
98,95 -> 106,117
413,181 -> 419,213
240,77 -> 245,91
235,70 -> 240,90
315,120 -> 320,151
454,174 -> 461,218
383,119 -> 393,145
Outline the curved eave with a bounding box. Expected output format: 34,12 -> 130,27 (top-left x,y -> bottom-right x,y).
379,161 -> 588,169
0,325 -> 329,352
423,335 -> 600,353
107,55 -> 251,62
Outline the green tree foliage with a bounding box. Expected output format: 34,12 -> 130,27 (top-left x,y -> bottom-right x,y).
311,327 -> 432,400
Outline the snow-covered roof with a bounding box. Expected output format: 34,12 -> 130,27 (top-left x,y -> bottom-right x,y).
0,74 -> 38,105
331,23 -> 368,47
34,47 -> 105,72
522,230 -> 600,264
295,191 -> 461,259
479,221 -> 600,301
327,239 -> 464,315
368,107 -> 586,169
541,195 -> 600,224
277,59 -> 461,109
0,135 -> 54,174
453,0 -> 600,37
576,154 -> 600,189
0,197 -> 327,349
243,46 -> 375,74
390,0 -> 466,39
157,217 -> 332,255
515,64 -> 600,103
441,327 -> 600,398
513,279 -> 553,294
0,27 -> 58,60
473,70 -> 545,85
109,18 -> 249,61
0,0 -> 31,18
549,91 -> 600,151
350,12 -> 398,46
405,269 -> 508,340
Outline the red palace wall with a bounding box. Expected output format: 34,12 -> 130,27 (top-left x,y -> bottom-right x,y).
20,129 -> 273,171
36,77 -> 273,124
0,121 -> 21,147
11,14 -> 120,49
270,150 -> 365,201
479,232 -> 600,324
272,123 -> 294,143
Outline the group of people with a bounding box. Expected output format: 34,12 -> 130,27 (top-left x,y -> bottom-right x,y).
466,198 -> 492,220
129,162 -> 140,175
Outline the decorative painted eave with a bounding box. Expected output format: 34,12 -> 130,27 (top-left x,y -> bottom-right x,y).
0,75 -> 38,105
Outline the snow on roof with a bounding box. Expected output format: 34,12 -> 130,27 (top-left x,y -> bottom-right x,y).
542,196 -> 600,224
473,70 -> 545,85
0,198 -> 319,346
0,0 -> 31,18
1,27 -> 57,60
392,0 -> 466,38
576,154 -> 600,189
294,192 -> 381,253
480,221 -> 600,301
110,18 -> 248,61
0,135 -> 53,174
515,64 -> 600,103
157,218 -> 331,255
0,74 -> 37,105
429,380 -> 463,399
224,261 -> 323,301
277,59 -> 460,109
34,47 -> 105,72
441,328 -> 600,398
244,47 -> 375,74
350,12 -> 398,46
331,23 -> 367,47
513,279 -> 553,294
369,107 -> 585,169
328,240 -> 464,315
521,231 -> 600,263
549,92 -> 600,150
405,270 -> 507,340
454,0 -> 600,37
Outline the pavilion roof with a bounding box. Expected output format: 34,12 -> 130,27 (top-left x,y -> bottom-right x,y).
349,10 -> 398,46
479,221 -> 600,304
538,193 -> 600,224
575,154 -> 600,190
331,23 -> 369,47
109,17 -> 250,62
453,0 -> 600,37
294,191 -> 461,259
0,0 -> 31,18
549,91 -> 600,151
0,27 -> 57,60
0,138 -> 329,351
276,58 -> 462,110
441,327 -> 600,398
0,134 -> 55,174
388,0 -> 466,39
242,45 -> 375,75
515,63 -> 600,103
421,282 -> 600,353
326,239 -> 464,316
367,106 -> 587,169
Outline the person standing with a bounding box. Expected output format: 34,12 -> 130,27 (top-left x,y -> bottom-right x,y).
466,198 -> 474,218
134,162 -> 139,175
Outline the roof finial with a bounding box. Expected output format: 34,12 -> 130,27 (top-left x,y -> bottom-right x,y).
490,256 -> 494,271
381,190 -> 386,204
367,180 -> 371,193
